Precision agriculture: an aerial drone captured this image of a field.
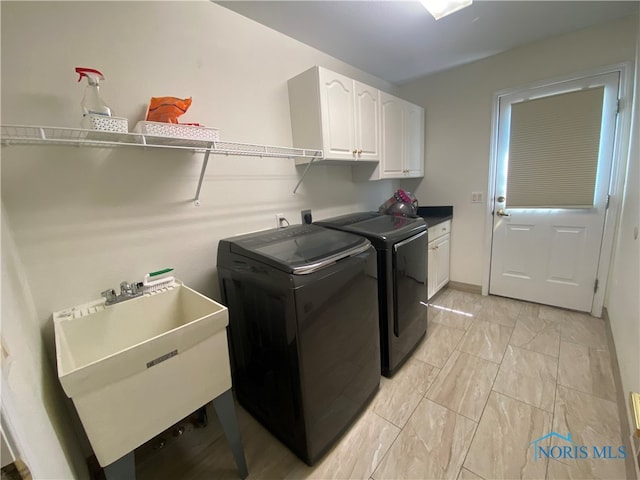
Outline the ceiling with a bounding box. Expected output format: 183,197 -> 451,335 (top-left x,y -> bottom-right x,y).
216,1 -> 639,85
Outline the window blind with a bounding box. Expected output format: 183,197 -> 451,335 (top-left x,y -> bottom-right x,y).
506,86 -> 604,208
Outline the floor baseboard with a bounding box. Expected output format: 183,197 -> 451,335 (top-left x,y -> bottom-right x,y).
602,307 -> 639,479
446,281 -> 482,295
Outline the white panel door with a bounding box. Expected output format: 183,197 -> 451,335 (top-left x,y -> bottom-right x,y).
380,91 -> 404,177
318,69 -> 355,160
427,241 -> 437,300
490,72 -> 619,312
404,101 -> 425,177
354,80 -> 380,161
434,233 -> 451,293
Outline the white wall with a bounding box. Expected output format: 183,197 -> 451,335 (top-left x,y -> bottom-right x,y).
606,30 -> 640,444
1,0 -> 400,317
399,15 -> 638,286
1,204 -> 89,479
0,1 -> 400,476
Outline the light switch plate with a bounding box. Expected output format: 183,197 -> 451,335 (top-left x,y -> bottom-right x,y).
472,192 -> 483,203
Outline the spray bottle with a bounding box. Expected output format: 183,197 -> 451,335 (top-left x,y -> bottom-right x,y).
75,67 -> 112,116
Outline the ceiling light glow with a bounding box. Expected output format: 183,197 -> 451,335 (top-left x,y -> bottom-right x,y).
420,0 -> 473,20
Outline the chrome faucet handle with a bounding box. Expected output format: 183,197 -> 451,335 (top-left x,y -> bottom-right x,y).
120,281 -> 134,295
101,288 -> 117,302
120,280 -> 143,297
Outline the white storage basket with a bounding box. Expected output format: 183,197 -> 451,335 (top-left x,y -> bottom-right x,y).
82,114 -> 128,133
134,121 -> 220,142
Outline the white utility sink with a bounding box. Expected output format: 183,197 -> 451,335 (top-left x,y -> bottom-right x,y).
54,282 -> 231,468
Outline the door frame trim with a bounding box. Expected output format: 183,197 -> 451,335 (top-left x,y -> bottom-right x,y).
482,62 -> 633,316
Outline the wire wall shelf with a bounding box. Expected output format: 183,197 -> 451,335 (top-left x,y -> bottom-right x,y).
1,125 -> 323,203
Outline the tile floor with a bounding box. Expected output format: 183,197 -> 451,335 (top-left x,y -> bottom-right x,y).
135,288 -> 627,480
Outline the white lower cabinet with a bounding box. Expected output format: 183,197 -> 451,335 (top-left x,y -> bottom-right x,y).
427,220 -> 451,300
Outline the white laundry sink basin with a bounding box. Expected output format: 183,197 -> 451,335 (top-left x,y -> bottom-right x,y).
54,282 -> 231,467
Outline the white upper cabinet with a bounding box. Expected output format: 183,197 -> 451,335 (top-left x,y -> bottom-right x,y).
354,90 -> 424,181
318,70 -> 356,160
404,101 -> 425,177
380,92 -> 405,177
353,80 -> 380,162
288,66 -> 380,164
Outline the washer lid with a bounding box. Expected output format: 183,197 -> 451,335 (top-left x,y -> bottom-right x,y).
318,213 -> 426,243
315,211 -> 381,227
227,224 -> 370,274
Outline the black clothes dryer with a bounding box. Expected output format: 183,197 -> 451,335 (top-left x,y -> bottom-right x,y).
315,212 -> 428,377
217,224 -> 380,465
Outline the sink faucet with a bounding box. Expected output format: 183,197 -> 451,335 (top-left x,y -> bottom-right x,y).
101,280 -> 143,306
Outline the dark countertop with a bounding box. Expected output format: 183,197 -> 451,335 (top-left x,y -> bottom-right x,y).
416,206 -> 453,227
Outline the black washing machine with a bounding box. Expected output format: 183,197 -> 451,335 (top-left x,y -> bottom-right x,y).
315,212 -> 428,377
217,224 -> 380,465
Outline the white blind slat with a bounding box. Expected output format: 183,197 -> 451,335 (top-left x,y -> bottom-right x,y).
506,86 -> 604,208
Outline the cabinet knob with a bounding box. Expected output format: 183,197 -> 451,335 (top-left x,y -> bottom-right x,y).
352,149 -> 358,155
357,149 -> 363,155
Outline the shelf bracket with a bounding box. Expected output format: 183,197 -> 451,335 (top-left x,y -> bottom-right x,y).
293,156 -> 319,195
194,148 -> 212,206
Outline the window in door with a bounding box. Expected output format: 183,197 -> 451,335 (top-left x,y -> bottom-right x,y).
507,86 -> 605,209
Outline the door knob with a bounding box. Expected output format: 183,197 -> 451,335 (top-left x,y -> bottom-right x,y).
496,208 -> 511,217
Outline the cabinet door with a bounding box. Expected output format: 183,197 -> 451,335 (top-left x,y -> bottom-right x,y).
380,91 -> 404,178
434,233 -> 450,294
354,81 -> 380,161
404,102 -> 425,177
427,241 -> 437,300
318,69 -> 356,160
